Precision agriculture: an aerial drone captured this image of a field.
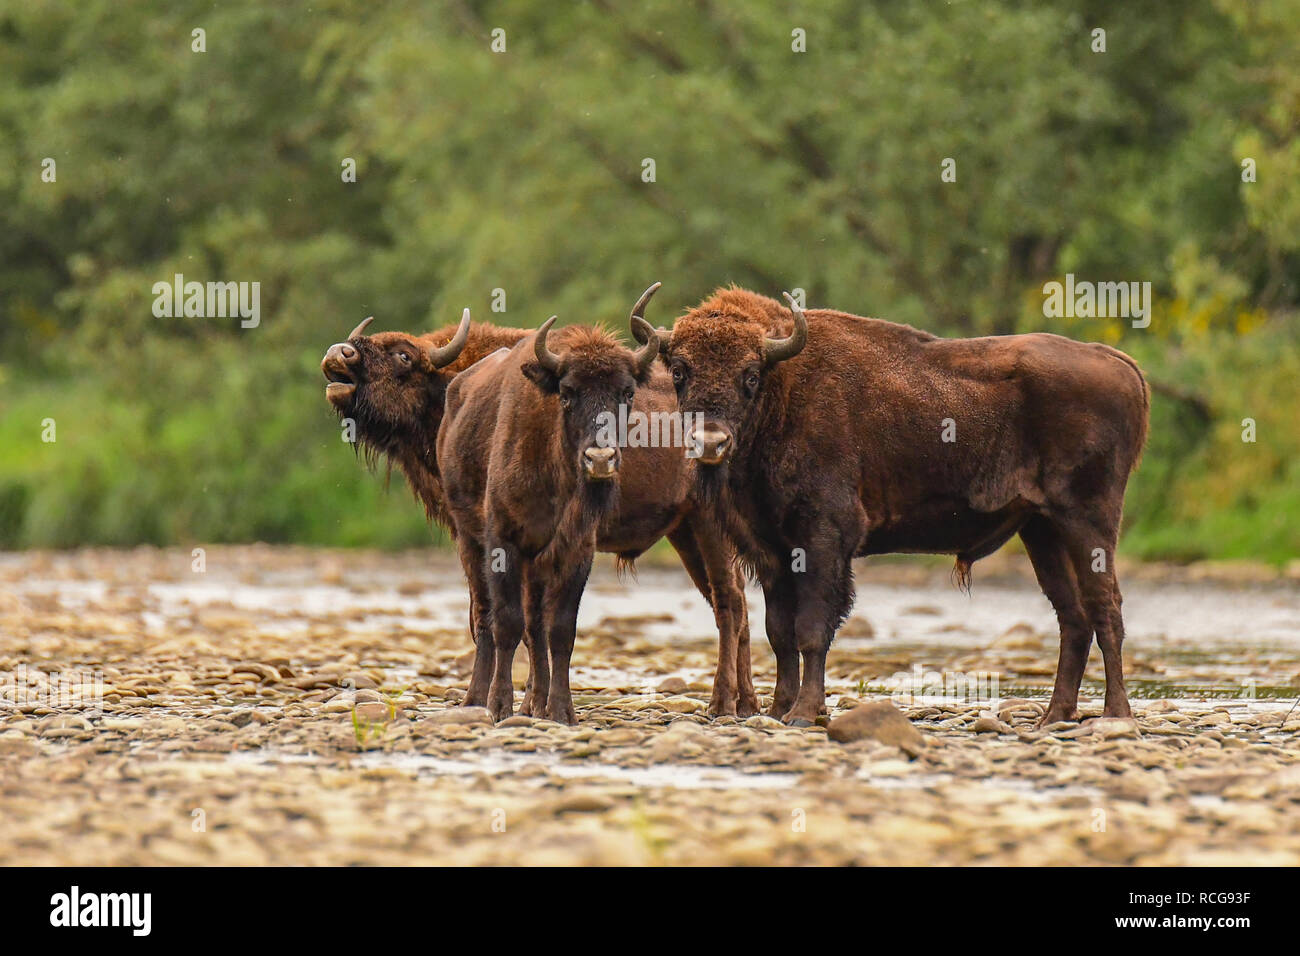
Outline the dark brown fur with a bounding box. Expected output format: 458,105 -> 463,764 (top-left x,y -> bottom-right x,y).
324,321 -> 528,524
439,326 -> 658,724
324,318 -> 755,722
664,287 -> 1150,726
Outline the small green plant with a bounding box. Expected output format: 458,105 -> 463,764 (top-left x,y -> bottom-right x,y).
379,685 -> 407,720
351,705 -> 388,748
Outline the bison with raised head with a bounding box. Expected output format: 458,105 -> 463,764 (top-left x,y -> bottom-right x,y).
645,287 -> 1149,727
321,310 -> 524,523
438,315 -> 661,723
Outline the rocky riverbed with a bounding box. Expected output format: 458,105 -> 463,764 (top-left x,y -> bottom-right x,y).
2,546 -> 1298,865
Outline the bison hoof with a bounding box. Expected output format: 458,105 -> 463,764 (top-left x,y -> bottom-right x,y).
487,696 -> 514,723
707,699 -> 737,719
1036,707 -> 1080,728
736,696 -> 760,719
546,699 -> 577,725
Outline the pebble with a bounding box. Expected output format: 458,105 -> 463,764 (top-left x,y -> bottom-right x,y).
970,715 -> 1011,735
826,701 -> 926,757
5,546 -> 1299,867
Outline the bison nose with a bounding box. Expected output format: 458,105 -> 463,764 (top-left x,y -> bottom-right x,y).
324,342 -> 359,366
689,426 -> 732,465
322,343 -> 361,404
583,446 -> 619,480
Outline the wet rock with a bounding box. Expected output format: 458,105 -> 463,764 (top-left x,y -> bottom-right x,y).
826,701 -> 925,757
552,794 -> 616,814
839,616 -> 875,638
660,697 -> 704,714
415,707 -> 492,730
231,662 -> 280,683
497,715 -> 536,728
352,702 -> 390,723
655,677 -> 688,694
988,623 -> 1044,650
1041,721 -> 1079,733
1093,717 -> 1141,740
997,698 -> 1044,722
970,715 -> 1011,734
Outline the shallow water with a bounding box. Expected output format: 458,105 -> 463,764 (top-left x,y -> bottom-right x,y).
3,547 -> 1299,865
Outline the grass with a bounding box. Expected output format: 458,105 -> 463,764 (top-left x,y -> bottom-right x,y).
1,316 -> 1296,562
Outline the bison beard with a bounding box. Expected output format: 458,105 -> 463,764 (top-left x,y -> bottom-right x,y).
664,287 -> 1150,727
321,312 -> 528,523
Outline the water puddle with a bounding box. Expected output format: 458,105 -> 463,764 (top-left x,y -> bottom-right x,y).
227,747 -> 803,791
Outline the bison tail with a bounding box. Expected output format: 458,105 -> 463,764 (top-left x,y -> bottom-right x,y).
951,557 -> 973,594
1099,344 -> 1151,472
614,555 -> 639,581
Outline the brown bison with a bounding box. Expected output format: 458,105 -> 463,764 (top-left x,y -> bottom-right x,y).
645,287 -> 1149,727
321,294 -> 755,718
438,315 -> 661,723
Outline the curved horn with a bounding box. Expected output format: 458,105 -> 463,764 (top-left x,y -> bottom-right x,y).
765,292 -> 809,366
628,281 -> 672,353
533,315 -> 562,374
631,281 -> 660,323
631,316 -> 660,376
348,316 -> 375,340
428,307 -> 472,368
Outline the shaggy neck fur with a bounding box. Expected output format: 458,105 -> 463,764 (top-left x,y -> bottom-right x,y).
358,322 -> 528,526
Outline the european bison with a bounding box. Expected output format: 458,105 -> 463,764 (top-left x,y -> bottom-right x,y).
321,294 -> 755,718
647,287 -> 1149,726
438,315 -> 660,723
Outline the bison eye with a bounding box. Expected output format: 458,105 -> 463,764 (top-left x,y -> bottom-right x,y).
396,352 -> 411,365
744,371 -> 760,394
671,366 -> 685,386
559,393 -> 572,410
622,389 -> 635,405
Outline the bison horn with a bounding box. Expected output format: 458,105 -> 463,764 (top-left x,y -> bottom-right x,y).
428,308 -> 472,368
348,316 -> 375,340
628,281 -> 672,354
631,318 -> 660,376
765,292 -> 809,365
533,315 -> 562,374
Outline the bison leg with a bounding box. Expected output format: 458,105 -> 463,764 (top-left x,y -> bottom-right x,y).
1021,516 -> 1092,725
484,538 -> 525,722
455,537 -> 495,709
783,546 -> 855,726
732,566 -> 759,718
542,554 -> 594,726
1060,519 -> 1132,719
762,572 -> 801,719
519,577 -> 550,717
669,525 -> 745,717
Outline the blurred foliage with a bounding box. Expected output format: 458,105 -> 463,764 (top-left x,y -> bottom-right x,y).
0,0 -> 1296,560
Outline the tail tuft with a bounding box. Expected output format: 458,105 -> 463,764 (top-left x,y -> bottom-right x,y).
952,557 -> 973,594
614,555 -> 638,581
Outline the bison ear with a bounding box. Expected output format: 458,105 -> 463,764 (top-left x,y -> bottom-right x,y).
521,361 -> 560,393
